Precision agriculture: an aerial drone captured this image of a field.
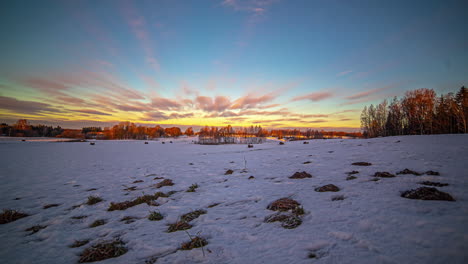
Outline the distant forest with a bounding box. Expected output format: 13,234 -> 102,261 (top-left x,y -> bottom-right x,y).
360,86 -> 467,138
1,121 -> 362,140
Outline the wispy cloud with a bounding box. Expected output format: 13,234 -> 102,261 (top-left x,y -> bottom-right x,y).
291,91 -> 334,102
336,70 -> 353,77
345,87 -> 385,100
0,96 -> 55,115
74,109 -> 113,116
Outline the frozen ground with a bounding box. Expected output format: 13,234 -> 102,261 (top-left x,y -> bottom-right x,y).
0,135 -> 467,264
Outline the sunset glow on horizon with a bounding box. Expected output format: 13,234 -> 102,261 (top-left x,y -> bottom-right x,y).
1,0 -> 466,130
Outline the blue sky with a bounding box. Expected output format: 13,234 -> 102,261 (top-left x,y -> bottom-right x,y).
0,0 -> 467,130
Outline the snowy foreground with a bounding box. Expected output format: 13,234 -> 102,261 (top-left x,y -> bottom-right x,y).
1,135 -> 467,264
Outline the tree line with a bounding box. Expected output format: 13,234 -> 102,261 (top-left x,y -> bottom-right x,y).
360,86 -> 467,138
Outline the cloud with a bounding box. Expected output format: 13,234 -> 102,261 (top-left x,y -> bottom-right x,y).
345,87 -> 385,100
169,113 -> 194,119
151,97 -> 182,110
292,91 -> 334,102
74,109 -> 113,116
0,96 -> 55,115
230,93 -> 275,109
336,70 -> 353,77
143,111 -> 169,121
196,96 -> 232,112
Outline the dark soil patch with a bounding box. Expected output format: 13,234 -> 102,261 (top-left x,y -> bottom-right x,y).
78,240 -> 127,263
401,187 -> 455,201
418,181 -> 449,187
120,216 -> 139,224
396,169 -> 421,176
225,169 -> 234,175
69,239 -> 90,248
264,213 -> 302,229
248,144 -> 254,148
347,171 -> 359,175
0,209 -> 29,224
108,192 -> 169,211
303,141 -> 309,144
346,176 -> 357,180
87,196 -> 103,205
248,176 -> 255,179
86,188 -> 97,192
123,186 -> 137,191
71,215 -> 88,220
267,198 -> 301,212
289,171 -> 312,179
315,184 -> 340,192
25,225 -> 47,235
302,161 -> 312,164
155,179 -> 174,188
167,221 -> 192,232
374,172 -> 396,178
43,204 -> 60,209
181,209 -> 207,222
331,195 -> 345,201
186,184 -> 198,192
133,180 -> 144,183
279,142 -> 285,145
370,178 -> 380,182
180,236 -> 208,250
352,162 -> 372,166
425,170 -> 440,176
153,177 -> 164,180
89,219 -> 107,228
207,203 -> 220,208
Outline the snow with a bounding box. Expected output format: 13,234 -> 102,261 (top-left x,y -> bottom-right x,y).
0,135 -> 467,264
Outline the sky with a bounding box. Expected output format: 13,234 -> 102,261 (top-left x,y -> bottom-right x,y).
0,0 -> 467,131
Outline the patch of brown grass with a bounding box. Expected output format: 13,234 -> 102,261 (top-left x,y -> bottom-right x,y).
267,198 -> 301,212
180,236 -> 208,250
225,169 -> 234,175
315,184 -> 340,192
25,225 -> 47,234
180,209 -> 207,222
89,219 -> 107,228
401,187 -> 455,201
0,209 -> 29,224
264,213 -> 302,229
71,215 -> 88,219
155,179 -> 174,188
374,172 -> 396,178
352,162 -> 372,166
289,171 -> 312,179
69,239 -> 90,248
43,204 -> 60,209
167,221 -> 192,232
108,192 -> 169,211
78,240 -> 127,263
346,176 -> 357,180
425,170 -> 440,176
120,216 -> 139,224
207,203 -> 220,208
396,169 -> 421,176
418,181 -> 448,187
133,180 -> 144,183
86,196 -> 103,205
331,195 -> 345,201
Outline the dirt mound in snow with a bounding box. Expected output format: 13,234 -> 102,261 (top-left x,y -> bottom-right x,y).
397,169 -> 421,175
418,181 -> 449,187
225,169 -> 234,175
264,212 -> 302,229
401,187 -> 455,201
289,171 -> 312,179
374,172 -> 396,178
155,179 -> 174,188
352,162 -> 372,166
267,198 -> 301,212
315,184 -> 340,192
425,170 -> 440,175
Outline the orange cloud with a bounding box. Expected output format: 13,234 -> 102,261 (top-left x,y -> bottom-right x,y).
292,91 -> 333,102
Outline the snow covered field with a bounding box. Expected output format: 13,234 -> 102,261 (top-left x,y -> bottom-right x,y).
1,135 -> 467,264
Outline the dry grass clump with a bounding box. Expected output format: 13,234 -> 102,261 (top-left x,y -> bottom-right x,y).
108,192 -> 169,211
89,219 -> 107,228
418,181 -> 449,187
302,161 -> 312,164
374,172 -> 396,178
148,211 -> 164,221
167,221 -> 192,232
0,209 -> 29,224
78,240 -> 127,263
186,184 -> 199,192
25,225 -> 47,234
346,176 -> 357,180
289,171 -> 312,179
352,162 -> 372,166
248,176 -> 255,180
123,186 -> 137,191
315,184 -> 340,192
396,169 -> 421,176
69,239 -> 90,248
207,203 -> 220,208
133,180 -> 144,183
155,179 -> 174,188
225,169 -> 234,175
86,188 -> 97,192
267,198 -> 301,212
401,187 -> 455,201
71,215 -> 88,219
279,142 -> 285,145
180,236 -> 208,250
331,195 -> 345,201
347,171 -> 359,175
425,170 -> 440,176
87,196 -> 103,205
264,213 -> 302,229
181,209 -> 207,222
43,203 -> 60,209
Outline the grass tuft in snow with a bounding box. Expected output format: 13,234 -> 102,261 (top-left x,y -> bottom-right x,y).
108,192 -> 169,211
120,216 -> 139,224
155,179 -> 174,188
418,181 -> 449,187
71,215 -> 88,219
267,198 -> 301,212
225,169 -> 234,175
89,219 -> 107,228
396,168 -> 421,176
180,236 -> 208,250
289,171 -> 312,179
292,206 -> 305,215
374,172 -> 396,178
181,209 -> 207,222
69,239 -> 90,248
264,213 -> 302,229
43,203 -> 60,209
148,211 -> 164,221
86,196 -> 103,205
425,170 -> 440,176
78,240 -> 127,263
332,195 -> 345,201
315,184 -> 340,192
25,225 -> 47,235
346,176 -> 357,180
186,183 -> 199,192
133,180 -> 144,183
0,209 -> 29,224
167,221 -> 192,232
207,203 -> 220,208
